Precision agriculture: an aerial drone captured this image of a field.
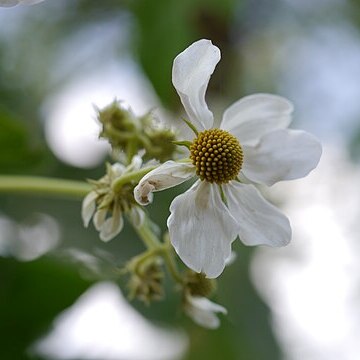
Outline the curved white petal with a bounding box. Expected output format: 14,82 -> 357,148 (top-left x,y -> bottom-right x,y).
168,181 -> 239,278
224,182 -> 291,247
125,155 -> 143,173
184,294 -> 227,329
99,213 -> 124,242
242,129 -> 322,186
128,206 -> 145,227
111,163 -> 126,178
221,94 -> 293,145
93,209 -> 107,231
134,161 -> 195,205
172,39 -> 220,131
81,191 -> 97,227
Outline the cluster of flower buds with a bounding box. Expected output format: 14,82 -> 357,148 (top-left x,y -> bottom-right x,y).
97,100 -> 178,163
127,259 -> 164,305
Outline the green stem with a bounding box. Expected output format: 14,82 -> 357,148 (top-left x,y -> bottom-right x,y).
132,218 -> 183,283
0,176 -> 90,199
129,247 -> 164,276
133,220 -> 161,249
163,248 -> 183,283
112,166 -> 156,192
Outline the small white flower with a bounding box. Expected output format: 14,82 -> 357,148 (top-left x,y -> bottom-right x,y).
82,156 -> 145,242
183,293 -> 227,329
134,39 -> 322,278
0,0 -> 45,7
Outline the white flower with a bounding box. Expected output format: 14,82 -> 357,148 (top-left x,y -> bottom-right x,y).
183,293 -> 227,329
0,0 -> 44,7
82,156 -> 145,242
134,39 -> 322,278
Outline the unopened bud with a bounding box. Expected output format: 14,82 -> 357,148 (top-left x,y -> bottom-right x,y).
184,271 -> 217,298
128,260 -> 164,305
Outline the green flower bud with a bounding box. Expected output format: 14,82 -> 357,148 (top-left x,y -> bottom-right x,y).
96,100 -> 178,162
127,260 -> 164,305
97,100 -> 140,152
184,271 -> 217,298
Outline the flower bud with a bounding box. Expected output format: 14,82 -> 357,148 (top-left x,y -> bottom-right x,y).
184,271 -> 217,298
97,100 -> 139,151
127,260 -> 164,305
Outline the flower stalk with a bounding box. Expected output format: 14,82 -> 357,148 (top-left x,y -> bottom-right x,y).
0,176 -> 90,199
112,165 -> 157,193
132,220 -> 183,284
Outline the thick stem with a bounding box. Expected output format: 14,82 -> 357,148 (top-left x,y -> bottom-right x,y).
133,220 -> 161,249
0,176 -> 90,199
163,248 -> 183,284
112,166 -> 156,192
132,218 -> 183,283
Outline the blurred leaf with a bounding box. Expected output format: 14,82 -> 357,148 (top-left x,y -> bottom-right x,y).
0,257 -> 91,360
130,0 -> 240,108
0,109 -> 43,173
130,0 -> 194,107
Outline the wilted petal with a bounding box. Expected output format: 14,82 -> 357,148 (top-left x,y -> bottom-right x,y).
81,191 -> 97,227
128,207 -> 145,227
224,182 -> 291,247
126,155 -> 143,173
99,214 -> 124,242
93,209 -> 107,231
134,161 -> 195,205
172,39 -> 220,131
221,94 -> 293,145
242,129 -> 322,186
184,294 -> 227,329
168,181 -> 239,278
111,163 -> 126,178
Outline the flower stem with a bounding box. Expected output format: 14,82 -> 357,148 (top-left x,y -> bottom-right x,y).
0,176 -> 91,199
132,218 -> 183,283
163,248 -> 183,284
112,166 -> 156,192
128,247 -> 164,276
132,220 -> 161,249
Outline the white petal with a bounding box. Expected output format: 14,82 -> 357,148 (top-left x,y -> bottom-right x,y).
111,163 -> 126,178
221,94 -> 293,145
93,209 -> 107,231
81,191 -> 97,227
184,295 -> 227,329
168,181 -> 239,278
224,182 -> 291,247
172,39 -> 220,131
242,129 -> 322,186
99,214 -> 124,242
125,155 -> 143,173
134,161 -> 195,205
225,251 -> 237,266
128,206 -> 145,227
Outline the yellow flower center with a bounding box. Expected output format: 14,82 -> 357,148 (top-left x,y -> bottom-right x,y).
189,128 -> 243,184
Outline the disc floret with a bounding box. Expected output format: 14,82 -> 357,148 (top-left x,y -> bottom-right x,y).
189,129 -> 243,184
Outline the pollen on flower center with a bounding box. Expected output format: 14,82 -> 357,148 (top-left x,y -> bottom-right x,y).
189,128 -> 243,184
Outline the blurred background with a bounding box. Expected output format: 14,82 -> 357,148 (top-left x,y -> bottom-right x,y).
1,0 -> 360,359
